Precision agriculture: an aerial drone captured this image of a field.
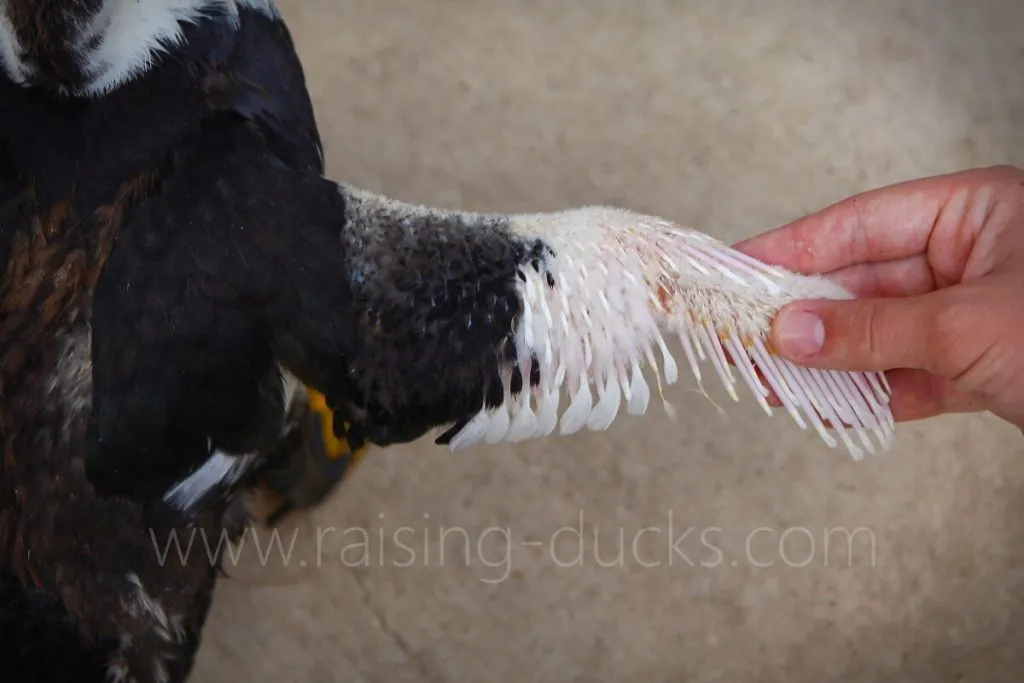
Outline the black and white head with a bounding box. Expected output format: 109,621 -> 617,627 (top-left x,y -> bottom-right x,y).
0,0 -> 277,96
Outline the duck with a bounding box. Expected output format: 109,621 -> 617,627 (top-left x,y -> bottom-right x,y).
0,2 -> 896,682
0,2 -> 368,681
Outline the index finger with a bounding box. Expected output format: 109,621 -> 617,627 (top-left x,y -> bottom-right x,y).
732,166 -> 1012,275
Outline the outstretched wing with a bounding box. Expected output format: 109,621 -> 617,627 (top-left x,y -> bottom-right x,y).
275,182 -> 894,462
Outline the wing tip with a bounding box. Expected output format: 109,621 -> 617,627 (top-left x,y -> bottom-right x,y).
424,206 -> 897,459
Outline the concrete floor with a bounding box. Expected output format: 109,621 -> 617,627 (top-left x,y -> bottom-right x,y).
192,1 -> 1024,681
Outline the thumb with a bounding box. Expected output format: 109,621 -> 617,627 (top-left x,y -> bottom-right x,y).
770,291 -> 956,375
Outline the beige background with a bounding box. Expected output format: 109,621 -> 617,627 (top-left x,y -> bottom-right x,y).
193,1 -> 1024,681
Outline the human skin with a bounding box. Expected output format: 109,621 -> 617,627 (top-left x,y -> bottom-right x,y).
734,164 -> 1024,429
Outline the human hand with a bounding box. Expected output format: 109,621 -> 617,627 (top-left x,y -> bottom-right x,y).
734,165 -> 1024,429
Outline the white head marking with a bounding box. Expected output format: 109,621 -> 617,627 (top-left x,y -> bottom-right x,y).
0,0 -> 280,96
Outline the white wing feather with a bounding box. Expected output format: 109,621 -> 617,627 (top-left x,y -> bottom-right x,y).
444,206 -> 894,459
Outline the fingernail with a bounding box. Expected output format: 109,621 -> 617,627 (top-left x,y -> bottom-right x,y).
777,308 -> 825,359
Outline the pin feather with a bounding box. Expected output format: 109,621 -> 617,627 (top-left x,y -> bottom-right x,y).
430,205 -> 895,459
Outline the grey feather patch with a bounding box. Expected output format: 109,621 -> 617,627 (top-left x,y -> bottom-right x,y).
330,184 -> 550,425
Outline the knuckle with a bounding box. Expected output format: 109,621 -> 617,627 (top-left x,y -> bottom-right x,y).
927,292 -> 979,374
988,163 -> 1024,180
930,298 -> 960,340
832,300 -> 885,366
859,302 -> 885,365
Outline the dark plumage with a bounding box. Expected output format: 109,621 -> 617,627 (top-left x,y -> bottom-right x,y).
0,2 -> 547,680
0,2 -> 363,681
